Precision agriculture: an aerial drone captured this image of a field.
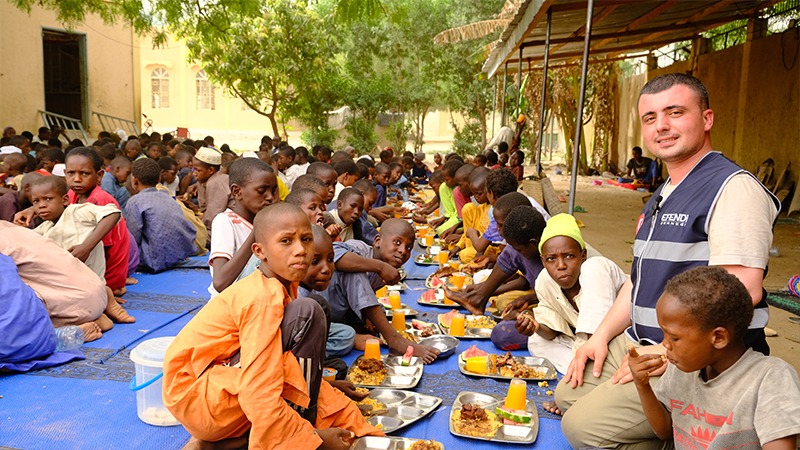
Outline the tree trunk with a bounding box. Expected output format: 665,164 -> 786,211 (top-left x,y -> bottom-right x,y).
267,113 -> 279,137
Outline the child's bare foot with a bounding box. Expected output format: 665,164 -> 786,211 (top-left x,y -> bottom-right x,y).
126,277 -> 138,285
542,401 -> 562,416
113,287 -> 127,296
106,297 -> 135,323
182,435 -> 248,450
94,314 -> 114,332
411,342 -> 440,364
78,322 -> 103,342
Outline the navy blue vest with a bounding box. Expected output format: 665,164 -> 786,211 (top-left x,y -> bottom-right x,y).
627,152 -> 779,344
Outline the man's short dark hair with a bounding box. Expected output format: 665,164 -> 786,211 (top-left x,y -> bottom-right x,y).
379,149 -> 392,161
493,192 -> 530,219
486,168 -> 518,198
41,148 -> 65,163
502,205 -> 547,247
158,156 -> 178,171
132,157 -> 161,186
307,161 -> 336,177
442,159 -> 463,177
338,187 -> 363,203
65,147 -> 103,171
374,162 -> 391,175
285,188 -> 320,205
47,138 -> 63,149
293,174 -> 327,191
353,178 -> 377,194
32,175 -> 68,196
228,158 -> 273,187
664,266 -> 753,341
333,159 -> 358,176
473,154 -> 488,165
632,146 -> 642,155
640,73 -> 709,110
486,151 -> 498,165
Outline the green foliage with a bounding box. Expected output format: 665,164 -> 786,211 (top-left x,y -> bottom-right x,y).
184,1 -> 338,136
345,116 -> 378,154
387,118 -> 412,153
301,126 -> 339,149
450,118 -> 483,156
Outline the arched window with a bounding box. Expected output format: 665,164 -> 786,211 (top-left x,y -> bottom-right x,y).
151,68 -> 169,109
196,70 -> 215,110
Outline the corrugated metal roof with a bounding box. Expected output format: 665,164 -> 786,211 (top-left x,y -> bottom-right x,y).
483,0 -> 783,77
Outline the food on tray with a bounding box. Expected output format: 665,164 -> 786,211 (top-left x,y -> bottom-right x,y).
451,403 -> 501,438
459,344 -> 489,361
411,319 -> 437,337
401,346 -> 415,366
417,254 -> 434,264
495,406 -> 532,425
357,397 -> 386,416
494,352 -> 548,379
349,358 -> 387,385
467,315 -> 496,329
420,289 -> 439,303
409,440 -> 443,450
461,351 -> 549,379
355,387 -> 369,395
427,275 -> 445,289
382,329 -> 419,344
438,310 -> 460,328
377,297 -> 392,309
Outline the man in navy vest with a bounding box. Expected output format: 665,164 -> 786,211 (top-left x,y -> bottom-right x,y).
554,73 -> 780,449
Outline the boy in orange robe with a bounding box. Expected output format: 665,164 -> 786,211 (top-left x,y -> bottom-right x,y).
163,203 -> 381,449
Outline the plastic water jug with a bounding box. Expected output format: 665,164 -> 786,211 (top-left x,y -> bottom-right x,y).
129,336 -> 179,426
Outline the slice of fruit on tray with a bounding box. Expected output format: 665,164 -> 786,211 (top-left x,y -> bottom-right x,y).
438,309 -> 459,329
459,344 -> 489,362
420,289 -> 437,303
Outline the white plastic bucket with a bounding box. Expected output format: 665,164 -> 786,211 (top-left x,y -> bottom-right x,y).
129,336 -> 180,426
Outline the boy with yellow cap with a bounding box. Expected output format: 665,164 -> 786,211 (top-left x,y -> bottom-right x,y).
492,212 -> 628,379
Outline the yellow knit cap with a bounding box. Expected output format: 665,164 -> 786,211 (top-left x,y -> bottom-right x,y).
538,213 -> 586,253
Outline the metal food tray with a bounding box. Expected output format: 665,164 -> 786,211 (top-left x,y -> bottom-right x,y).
418,335 -> 459,358
457,355 -> 558,381
449,391 -> 539,444
386,307 -> 419,318
438,314 -> 496,339
380,322 -> 443,346
347,355 -> 424,389
359,389 -> 443,435
417,289 -> 460,309
386,282 -> 409,292
351,436 -> 444,449
378,298 -> 413,311
413,254 -> 438,265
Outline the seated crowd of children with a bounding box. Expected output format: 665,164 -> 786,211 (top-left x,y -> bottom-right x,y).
1,125 -> 798,449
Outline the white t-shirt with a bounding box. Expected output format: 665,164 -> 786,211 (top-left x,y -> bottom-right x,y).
284,163 -> 307,190
208,209 -> 253,297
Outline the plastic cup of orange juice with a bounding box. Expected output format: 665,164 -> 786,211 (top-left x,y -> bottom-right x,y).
451,272 -> 467,290
424,232 -> 435,247
392,310 -> 406,331
438,250 -> 449,266
364,338 -> 381,360
449,313 -> 465,336
505,378 -> 527,410
389,291 -> 402,310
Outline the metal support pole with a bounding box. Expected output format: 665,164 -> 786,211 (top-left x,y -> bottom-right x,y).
501,62 -> 508,126
568,0 -> 594,215
535,8 -> 552,174
517,46 -> 523,114
492,77 -> 497,137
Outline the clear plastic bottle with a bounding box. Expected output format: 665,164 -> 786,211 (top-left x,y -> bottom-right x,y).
54,325 -> 84,351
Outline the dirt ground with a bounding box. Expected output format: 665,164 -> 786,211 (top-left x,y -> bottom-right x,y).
539,171 -> 800,371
